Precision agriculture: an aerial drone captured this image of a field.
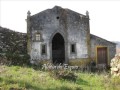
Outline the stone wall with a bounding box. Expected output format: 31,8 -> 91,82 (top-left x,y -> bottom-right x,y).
0,26 -> 27,54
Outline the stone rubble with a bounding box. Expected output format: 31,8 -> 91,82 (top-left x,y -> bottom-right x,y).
110,53 -> 120,77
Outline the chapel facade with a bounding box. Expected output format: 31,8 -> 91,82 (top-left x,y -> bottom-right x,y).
26,6 -> 116,66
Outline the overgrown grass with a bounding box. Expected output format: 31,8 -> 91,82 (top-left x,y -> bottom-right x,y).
0,65 -> 120,90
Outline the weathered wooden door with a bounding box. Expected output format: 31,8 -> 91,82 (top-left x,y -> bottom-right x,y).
97,47 -> 108,65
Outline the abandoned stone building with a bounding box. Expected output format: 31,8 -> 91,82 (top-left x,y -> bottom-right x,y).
26,6 -> 116,66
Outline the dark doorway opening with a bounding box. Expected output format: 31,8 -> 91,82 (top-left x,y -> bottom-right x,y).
97,47 -> 108,66
52,33 -> 65,64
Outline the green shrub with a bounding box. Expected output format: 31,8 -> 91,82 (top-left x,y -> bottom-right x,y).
49,69 -> 77,81
20,54 -> 30,65
5,53 -> 30,66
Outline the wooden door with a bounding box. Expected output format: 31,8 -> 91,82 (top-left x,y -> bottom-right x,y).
97,47 -> 108,65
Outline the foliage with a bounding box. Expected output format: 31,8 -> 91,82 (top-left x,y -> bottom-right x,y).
49,69 -> 77,81
5,53 -> 30,66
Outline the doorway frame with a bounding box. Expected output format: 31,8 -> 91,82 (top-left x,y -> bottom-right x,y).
49,31 -> 68,64
95,46 -> 109,65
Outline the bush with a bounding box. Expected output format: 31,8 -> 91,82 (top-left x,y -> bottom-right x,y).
49,69 -> 77,81
20,54 -> 30,65
5,53 -> 30,66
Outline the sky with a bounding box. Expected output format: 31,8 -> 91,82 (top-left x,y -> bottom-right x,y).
0,0 -> 120,41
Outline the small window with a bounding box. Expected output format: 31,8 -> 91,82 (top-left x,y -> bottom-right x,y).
41,44 -> 47,55
71,44 -> 76,53
36,34 -> 40,41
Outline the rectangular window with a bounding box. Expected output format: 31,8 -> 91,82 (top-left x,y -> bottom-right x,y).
36,34 -> 40,41
41,44 -> 47,55
71,44 -> 76,53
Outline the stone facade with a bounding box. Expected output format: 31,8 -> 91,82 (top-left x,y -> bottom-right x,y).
26,6 -> 116,66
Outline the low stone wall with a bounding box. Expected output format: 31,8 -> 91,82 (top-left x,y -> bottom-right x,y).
69,58 -> 90,66
110,53 -> 120,77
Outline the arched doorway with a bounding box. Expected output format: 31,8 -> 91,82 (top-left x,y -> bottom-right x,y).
52,33 -> 65,64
